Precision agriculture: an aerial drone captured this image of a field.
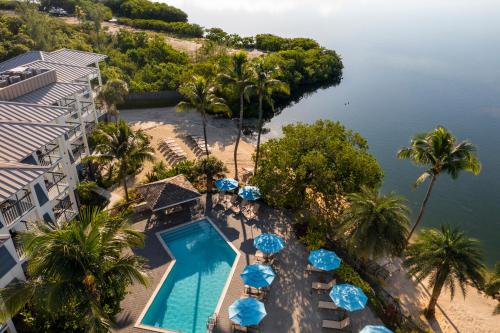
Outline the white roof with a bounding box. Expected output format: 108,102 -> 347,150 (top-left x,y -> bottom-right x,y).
14,82 -> 87,105
0,101 -> 70,123
0,121 -> 71,162
0,162 -> 48,202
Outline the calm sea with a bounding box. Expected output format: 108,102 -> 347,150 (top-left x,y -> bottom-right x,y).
165,0 -> 500,265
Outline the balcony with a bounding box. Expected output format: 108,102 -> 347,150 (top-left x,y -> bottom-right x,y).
9,230 -> 25,261
45,172 -> 68,200
37,143 -> 61,167
53,196 -> 77,224
66,123 -> 83,142
70,142 -> 86,163
0,190 -> 34,227
85,121 -> 96,134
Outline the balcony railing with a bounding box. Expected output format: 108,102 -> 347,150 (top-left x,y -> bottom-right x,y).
85,121 -> 96,134
45,172 -> 68,200
37,143 -> 61,167
70,142 -> 86,163
53,196 -> 77,224
67,124 -> 83,142
0,190 -> 34,227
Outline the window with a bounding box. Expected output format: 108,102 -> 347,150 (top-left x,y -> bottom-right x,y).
34,183 -> 48,206
0,246 -> 16,278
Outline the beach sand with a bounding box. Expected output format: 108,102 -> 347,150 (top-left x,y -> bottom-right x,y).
104,107 -> 256,205
383,262 -> 500,333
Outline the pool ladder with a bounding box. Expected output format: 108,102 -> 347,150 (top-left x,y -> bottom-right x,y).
206,312 -> 217,332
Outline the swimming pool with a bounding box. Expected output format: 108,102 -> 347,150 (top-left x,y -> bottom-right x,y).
138,218 -> 239,333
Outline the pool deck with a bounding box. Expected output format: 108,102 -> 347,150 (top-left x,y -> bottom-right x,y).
114,194 -> 383,333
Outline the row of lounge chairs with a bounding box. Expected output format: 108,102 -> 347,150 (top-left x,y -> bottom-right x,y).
309,266 -> 352,331
187,134 -> 210,156
158,138 -> 187,165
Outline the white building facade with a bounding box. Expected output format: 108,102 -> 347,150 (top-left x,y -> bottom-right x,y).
0,49 -> 107,333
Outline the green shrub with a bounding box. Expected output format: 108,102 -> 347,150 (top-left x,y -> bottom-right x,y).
145,160 -> 196,183
255,34 -> 320,51
0,0 -> 17,10
105,0 -> 188,22
77,181 -> 109,208
116,17 -> 203,37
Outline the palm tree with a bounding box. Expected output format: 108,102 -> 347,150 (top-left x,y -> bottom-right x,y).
177,75 -> 230,156
75,5 -> 86,24
339,186 -> 410,260
194,156 -> 228,193
485,262 -> 500,297
397,126 -> 481,241
0,208 -> 148,333
245,59 -> 289,175
404,225 -> 485,317
94,120 -> 154,202
219,52 -> 254,180
98,79 -> 129,124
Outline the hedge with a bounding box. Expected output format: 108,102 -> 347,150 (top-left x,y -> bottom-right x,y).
116,17 -> 203,38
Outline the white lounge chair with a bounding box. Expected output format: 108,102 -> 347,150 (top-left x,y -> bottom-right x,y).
322,317 -> 350,330
306,264 -> 326,273
318,301 -> 338,310
312,279 -> 336,291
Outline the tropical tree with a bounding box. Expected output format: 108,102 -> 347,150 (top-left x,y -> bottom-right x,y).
404,225 -> 485,317
485,262 -> 500,297
75,5 -> 86,24
98,79 -> 129,123
219,52 -> 254,180
94,120 -> 154,202
0,208 -> 148,333
397,126 -> 481,241
177,75 -> 230,156
194,156 -> 228,193
339,186 -> 410,260
245,59 -> 289,174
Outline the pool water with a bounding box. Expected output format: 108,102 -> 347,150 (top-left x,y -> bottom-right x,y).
140,219 -> 238,333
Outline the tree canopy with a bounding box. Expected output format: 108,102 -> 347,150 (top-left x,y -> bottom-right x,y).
252,120 -> 383,210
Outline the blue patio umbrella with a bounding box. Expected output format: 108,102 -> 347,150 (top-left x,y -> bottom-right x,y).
308,249 -> 341,271
215,178 -> 239,191
240,264 -> 276,288
253,233 -> 285,254
360,325 -> 393,333
238,186 -> 261,201
228,297 -> 267,326
329,283 -> 368,312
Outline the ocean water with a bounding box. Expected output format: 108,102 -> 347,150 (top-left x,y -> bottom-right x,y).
165,0 -> 500,265
141,220 -> 237,332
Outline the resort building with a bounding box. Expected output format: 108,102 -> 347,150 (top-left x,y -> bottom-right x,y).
0,49 -> 107,333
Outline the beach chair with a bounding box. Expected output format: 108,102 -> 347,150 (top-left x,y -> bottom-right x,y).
312,279 -> 336,291
318,301 -> 338,310
306,264 -> 326,273
232,323 -> 248,332
322,317 -> 350,331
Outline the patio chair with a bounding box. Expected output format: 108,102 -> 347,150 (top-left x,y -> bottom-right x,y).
322,317 -> 350,331
318,300 -> 338,310
312,279 -> 336,291
306,264 -> 326,273
232,323 -> 248,332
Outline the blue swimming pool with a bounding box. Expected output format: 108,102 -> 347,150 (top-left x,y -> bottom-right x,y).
140,219 -> 238,333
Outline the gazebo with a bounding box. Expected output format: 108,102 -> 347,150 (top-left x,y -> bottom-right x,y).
136,175 -> 201,214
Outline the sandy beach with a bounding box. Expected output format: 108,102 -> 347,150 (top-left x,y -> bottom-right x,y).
120,106 -> 255,182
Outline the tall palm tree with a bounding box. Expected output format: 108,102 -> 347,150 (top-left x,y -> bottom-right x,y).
98,79 -> 129,124
195,156 -> 228,193
0,208 -> 148,333
397,126 -> 481,241
404,225 -> 485,317
339,186 -> 410,260
245,59 -> 289,175
219,52 -> 253,180
94,120 -> 154,202
177,75 -> 230,156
